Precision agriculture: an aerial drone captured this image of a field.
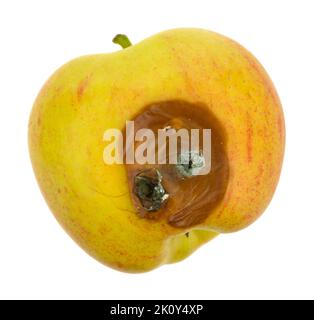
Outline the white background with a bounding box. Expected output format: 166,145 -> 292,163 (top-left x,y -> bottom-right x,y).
0,0 -> 313,300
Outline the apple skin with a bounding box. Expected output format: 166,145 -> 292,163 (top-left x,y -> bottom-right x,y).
28,28 -> 285,272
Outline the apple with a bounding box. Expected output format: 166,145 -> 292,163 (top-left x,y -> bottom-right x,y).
28,29 -> 285,272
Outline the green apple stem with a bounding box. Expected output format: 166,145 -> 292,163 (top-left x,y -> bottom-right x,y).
112,34 -> 132,49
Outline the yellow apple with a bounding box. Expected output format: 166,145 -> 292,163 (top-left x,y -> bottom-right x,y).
28,29 -> 285,272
